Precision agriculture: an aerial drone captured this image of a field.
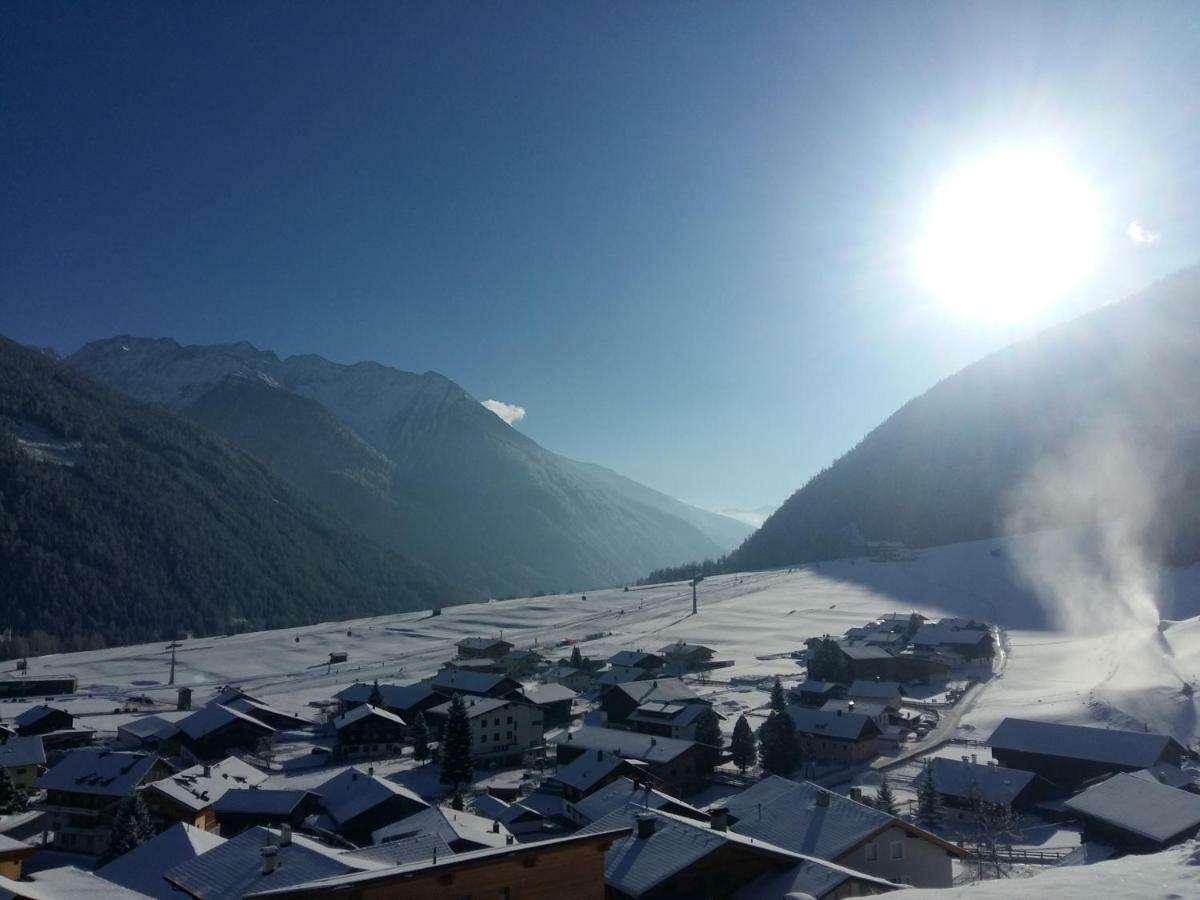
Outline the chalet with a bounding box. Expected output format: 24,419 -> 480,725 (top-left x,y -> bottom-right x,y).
987,718 -> 1187,789
34,749 -> 172,855
143,756 -> 268,832
1065,772 -> 1200,854
607,650 -> 664,682
0,735 -> 45,790
659,642 -> 716,673
426,670 -> 525,701
440,657 -> 506,675
546,665 -> 597,693
1129,764 -> 1199,793
792,680 -> 846,708
820,699 -> 892,730
332,704 -> 407,760
212,789 -> 322,837
554,727 -> 706,794
425,696 -> 544,765
116,715 -> 179,750
0,675 -> 77,700
372,804 -> 514,851
725,775 -> 967,888
0,867 -> 142,897
499,648 -> 544,677
0,835 -> 34,880
210,689 -> 313,731
164,824 -> 363,898
96,822 -> 226,897
580,807 -> 896,900
928,757 -> 1053,812
836,644 -> 953,684
846,680 -> 905,711
333,683 -> 442,720
628,701 -> 720,741
522,682 -> 577,727
242,828 -> 630,900
173,704 -> 275,760
14,705 -> 72,736
786,708 -> 881,765
455,637 -> 514,660
473,793 -> 547,836
600,678 -> 705,726
912,621 -> 994,660
550,748 -> 659,803
313,767 -> 429,845
567,776 -> 708,827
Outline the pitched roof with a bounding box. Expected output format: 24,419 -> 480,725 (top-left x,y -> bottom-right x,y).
1064,773 -> 1200,843
0,734 -> 45,768
222,696 -> 314,729
627,702 -> 714,727
97,822 -> 226,899
338,832 -> 451,868
846,680 -> 904,700
733,856 -> 897,899
456,637 -> 512,651
837,643 -> 894,661
785,707 -> 880,741
659,641 -> 713,656
522,683 -> 577,705
572,777 -> 706,824
34,749 -> 159,797
913,622 -> 992,646
176,704 -> 274,741
473,793 -> 544,825
164,826 -> 353,898
609,678 -> 701,706
608,651 -> 661,668
213,789 -> 315,817
820,699 -> 889,720
553,727 -> 698,764
723,776 -> 892,859
118,716 -> 179,742
929,757 -> 1040,806
332,704 -> 406,731
426,696 -> 512,720
988,718 -> 1182,769
371,804 -> 512,848
14,705 -> 68,727
794,680 -> 839,695
144,757 -> 268,812
426,671 -> 522,697
551,749 -> 631,792
0,866 -> 150,899
1129,764 -> 1197,790
314,768 -> 427,827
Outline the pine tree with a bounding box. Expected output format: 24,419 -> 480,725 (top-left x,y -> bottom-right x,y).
875,775 -> 899,816
730,714 -> 757,775
439,694 -> 474,786
759,710 -> 798,775
104,792 -> 154,862
569,645 -> 583,668
450,790 -> 464,811
410,712 -> 430,763
694,707 -> 724,773
367,680 -> 384,708
0,767 -> 27,814
769,677 -> 787,713
915,760 -> 944,829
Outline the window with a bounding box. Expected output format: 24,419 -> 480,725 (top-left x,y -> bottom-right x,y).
506,731 -> 513,739
865,843 -> 878,861
506,716 -> 512,724
891,842 -> 904,860
481,734 -> 488,743
495,718 -> 501,726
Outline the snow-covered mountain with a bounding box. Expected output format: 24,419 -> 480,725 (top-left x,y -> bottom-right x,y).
69,337 -> 751,597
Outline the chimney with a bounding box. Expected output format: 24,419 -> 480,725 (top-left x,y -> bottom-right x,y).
596,749 -> 603,761
368,766 -> 375,776
351,770 -> 358,780
506,834 -> 515,845
962,756 -> 970,765
280,824 -> 292,847
971,754 -> 977,765
816,790 -> 830,807
492,819 -> 500,833
636,814 -> 656,839
260,845 -> 278,875
849,787 -> 863,803
710,807 -> 728,832
202,764 -> 211,778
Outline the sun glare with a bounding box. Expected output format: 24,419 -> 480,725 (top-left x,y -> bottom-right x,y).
916,147 -> 1101,321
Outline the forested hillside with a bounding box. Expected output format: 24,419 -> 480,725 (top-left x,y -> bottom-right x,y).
0,337 -> 453,656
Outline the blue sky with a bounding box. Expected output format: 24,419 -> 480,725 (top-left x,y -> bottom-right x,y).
3,2 -> 1198,512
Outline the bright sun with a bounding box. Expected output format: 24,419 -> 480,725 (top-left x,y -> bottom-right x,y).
915,147 -> 1101,321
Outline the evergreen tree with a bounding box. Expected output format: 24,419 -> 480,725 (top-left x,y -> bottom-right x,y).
915,760 -> 944,829
694,707 -> 724,773
769,676 -> 787,713
569,645 -> 583,668
104,792 -> 154,862
439,694 -> 474,786
450,790 -> 464,811
874,775 -> 899,816
0,767 -> 27,814
730,714 -> 757,775
410,712 -> 430,763
367,680 -> 384,708
759,710 -> 798,775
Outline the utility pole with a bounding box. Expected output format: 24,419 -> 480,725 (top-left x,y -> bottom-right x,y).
692,576 -> 699,615
168,640 -> 177,686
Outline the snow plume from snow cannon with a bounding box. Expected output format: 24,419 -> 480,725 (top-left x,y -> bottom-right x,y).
1004,421 -> 1166,634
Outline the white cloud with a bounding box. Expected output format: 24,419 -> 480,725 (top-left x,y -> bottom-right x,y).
481,399 -> 526,426
1127,220 -> 1159,245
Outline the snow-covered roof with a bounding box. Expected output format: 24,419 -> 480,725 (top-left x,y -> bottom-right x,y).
176,704 -> 274,741
608,678 -> 701,705
786,707 -> 879,741
334,682 -> 438,711
473,792 -> 544,824
1128,764 -> 1197,791
34,749 -> 159,797
554,726 -> 698,764
331,704 -> 406,731
820,699 -> 889,720
212,788 -> 315,816
97,822 -> 226,899
118,715 -> 179,742
659,641 -> 714,656
733,855 -> 897,899
988,718 -> 1183,769
0,866 -> 150,899
627,701 -> 714,727
572,776 -> 707,824
426,670 -> 522,697
794,680 -> 840,695
425,696 -> 512,720
456,637 -> 512,651
522,683 -> 577,705
371,804 -> 512,848
339,832 -> 450,868
552,749 -> 632,792
14,705 -> 68,728
222,695 -> 314,729
724,775 -> 892,858
0,734 -> 45,768
144,757 -> 268,812
608,650 -> 661,668
1064,773 -> 1200,844
913,622 -> 992,646
846,680 -> 904,700
164,826 -> 353,898
314,768 -> 427,827
929,757 -> 1039,806
837,643 -> 894,660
